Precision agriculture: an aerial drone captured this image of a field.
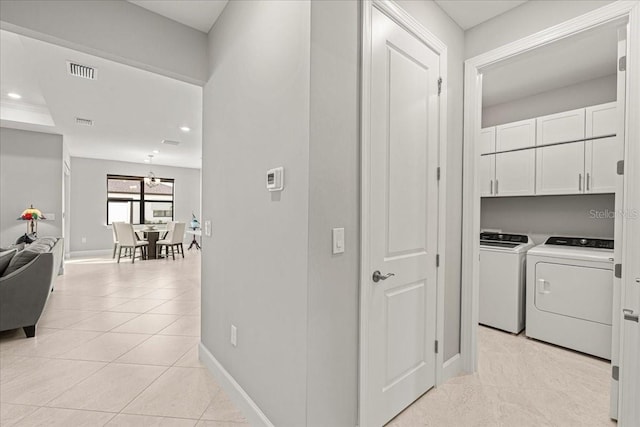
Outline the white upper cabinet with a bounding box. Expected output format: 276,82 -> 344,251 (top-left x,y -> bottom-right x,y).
586,136 -> 620,194
496,118 -> 536,151
495,150 -> 536,197
536,142 -> 586,195
586,102 -> 617,138
536,108 -> 585,146
479,154 -> 495,197
479,127 -> 496,155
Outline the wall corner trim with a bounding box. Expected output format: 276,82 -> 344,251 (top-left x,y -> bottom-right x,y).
442,353 -> 463,382
198,343 -> 274,427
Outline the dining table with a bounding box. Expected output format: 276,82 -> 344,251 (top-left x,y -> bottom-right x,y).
134,226 -> 167,259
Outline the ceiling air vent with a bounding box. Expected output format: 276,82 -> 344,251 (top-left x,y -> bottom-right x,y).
67,61 -> 97,80
161,139 -> 181,146
75,117 -> 94,126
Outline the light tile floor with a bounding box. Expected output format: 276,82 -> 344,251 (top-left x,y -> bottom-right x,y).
388,326 -> 616,427
1,250 -> 617,427
0,251 -> 248,427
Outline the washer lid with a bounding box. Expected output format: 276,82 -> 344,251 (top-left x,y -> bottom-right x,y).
528,244 -> 615,262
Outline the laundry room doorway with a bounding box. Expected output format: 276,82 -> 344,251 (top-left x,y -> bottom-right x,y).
460,2 -> 640,426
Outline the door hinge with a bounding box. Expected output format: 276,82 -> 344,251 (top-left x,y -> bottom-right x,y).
617,160 -> 624,175
619,56 -> 626,72
437,77 -> 442,96
612,365 -> 619,381
615,264 -> 622,279
437,167 -> 441,181
434,340 -> 439,354
436,254 -> 440,267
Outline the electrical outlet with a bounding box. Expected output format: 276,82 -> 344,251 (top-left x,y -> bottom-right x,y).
81,237 -> 87,244
230,325 -> 237,347
204,220 -> 212,237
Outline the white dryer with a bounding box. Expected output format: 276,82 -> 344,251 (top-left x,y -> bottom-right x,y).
479,232 -> 534,333
526,236 -> 615,359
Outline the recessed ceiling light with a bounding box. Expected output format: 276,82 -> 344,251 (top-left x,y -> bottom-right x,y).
153,150 -> 159,154
179,126 -> 190,132
7,92 -> 22,99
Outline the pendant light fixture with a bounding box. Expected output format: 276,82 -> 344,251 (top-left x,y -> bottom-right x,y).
144,155 -> 161,187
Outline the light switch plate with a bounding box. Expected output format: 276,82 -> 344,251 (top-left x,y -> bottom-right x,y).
332,228 -> 345,254
204,220 -> 212,237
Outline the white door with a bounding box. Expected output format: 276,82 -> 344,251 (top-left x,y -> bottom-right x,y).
586,137 -> 620,194
495,150 -> 535,196
496,118 -> 536,151
536,142 -> 585,195
479,154 -> 495,197
367,7 -> 440,426
536,108 -> 585,146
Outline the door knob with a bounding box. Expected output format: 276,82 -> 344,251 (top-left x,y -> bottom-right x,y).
372,270 -> 395,283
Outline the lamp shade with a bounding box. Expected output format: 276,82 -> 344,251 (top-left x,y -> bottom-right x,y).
18,205 -> 46,221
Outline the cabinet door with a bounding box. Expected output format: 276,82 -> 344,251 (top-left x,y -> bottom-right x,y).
586,102 -> 617,138
479,154 -> 495,197
495,150 -> 536,197
479,127 -> 496,155
586,136 -> 621,194
536,108 -> 585,146
496,118 -> 536,151
536,142 -> 585,195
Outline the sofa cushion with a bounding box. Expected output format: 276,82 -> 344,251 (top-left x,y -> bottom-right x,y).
2,250 -> 41,277
0,249 -> 18,276
26,243 -> 51,253
34,237 -> 57,248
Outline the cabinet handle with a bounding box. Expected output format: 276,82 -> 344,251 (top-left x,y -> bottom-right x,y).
579,174 -> 583,192
490,180 -> 494,195
495,180 -> 499,195
586,173 -> 591,191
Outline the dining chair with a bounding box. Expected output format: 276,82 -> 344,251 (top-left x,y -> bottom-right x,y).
114,222 -> 149,263
111,222 -> 131,259
156,222 -> 185,260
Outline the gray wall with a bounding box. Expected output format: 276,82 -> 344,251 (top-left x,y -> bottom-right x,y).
396,0 -> 465,361
0,128 -> 63,247
464,0 -> 615,59
482,74 -> 617,127
306,1 -> 359,425
69,157 -> 201,254
481,194 -> 616,244
0,0 -> 208,84
202,1 -> 310,426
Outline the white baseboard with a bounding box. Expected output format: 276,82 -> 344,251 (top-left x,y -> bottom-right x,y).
69,249 -> 112,258
442,353 -> 463,382
198,342 -> 274,427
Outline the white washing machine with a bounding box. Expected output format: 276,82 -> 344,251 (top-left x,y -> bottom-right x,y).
479,232 -> 534,334
526,236 -> 615,359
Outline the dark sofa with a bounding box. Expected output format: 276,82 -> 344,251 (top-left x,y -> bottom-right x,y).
0,237 -> 64,337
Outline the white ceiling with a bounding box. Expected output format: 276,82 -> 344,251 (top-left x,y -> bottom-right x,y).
435,0 -> 528,30
0,30 -> 202,169
127,0 -> 228,33
482,23 -> 619,107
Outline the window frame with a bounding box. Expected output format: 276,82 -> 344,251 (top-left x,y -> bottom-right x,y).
106,174 -> 175,225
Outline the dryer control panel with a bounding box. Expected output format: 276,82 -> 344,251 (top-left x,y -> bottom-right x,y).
545,236 -> 614,250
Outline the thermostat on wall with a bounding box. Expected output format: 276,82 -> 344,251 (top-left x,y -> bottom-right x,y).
266,167 -> 284,192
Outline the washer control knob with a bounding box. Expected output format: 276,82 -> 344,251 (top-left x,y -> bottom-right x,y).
580,239 -> 588,245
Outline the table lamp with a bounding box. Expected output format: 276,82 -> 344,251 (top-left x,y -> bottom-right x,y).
18,204 -> 46,235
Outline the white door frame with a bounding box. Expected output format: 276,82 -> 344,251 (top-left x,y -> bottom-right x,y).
461,0 -> 640,422
359,1 -> 448,425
